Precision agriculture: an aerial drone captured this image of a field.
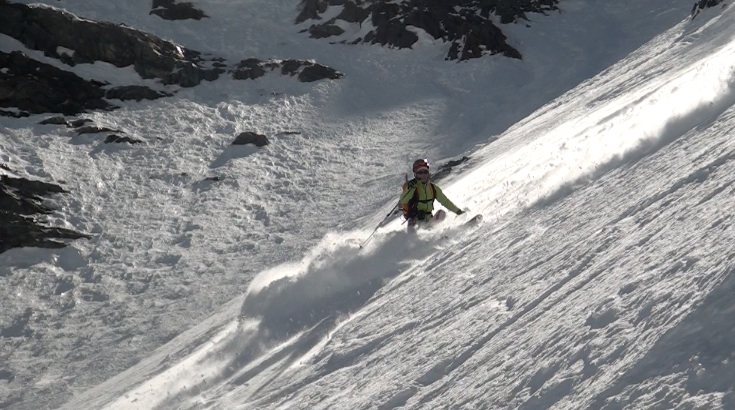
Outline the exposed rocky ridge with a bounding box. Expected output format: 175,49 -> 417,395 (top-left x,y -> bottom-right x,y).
296,0 -> 560,61
233,58 -> 343,82
0,50 -> 176,116
0,0 -> 344,258
39,115 -> 144,144
105,85 -> 173,102
0,172 -> 90,255
691,0 -> 726,19
0,0 -> 343,117
0,50 -> 115,116
0,0 -> 220,85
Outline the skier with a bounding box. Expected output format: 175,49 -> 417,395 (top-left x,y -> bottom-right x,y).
400,158 -> 464,228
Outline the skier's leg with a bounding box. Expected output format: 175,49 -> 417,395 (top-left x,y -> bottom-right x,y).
406,217 -> 418,233
433,210 -> 446,222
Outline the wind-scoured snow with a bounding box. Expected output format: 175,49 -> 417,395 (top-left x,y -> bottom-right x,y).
2,0 -> 735,409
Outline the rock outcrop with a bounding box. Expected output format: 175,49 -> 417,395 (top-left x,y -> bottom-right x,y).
105,86 -> 173,102
0,1 -> 344,117
296,0 -> 560,61
0,173 -> 90,254
0,1 -> 219,85
233,58 -> 343,82
0,51 -> 114,116
233,131 -> 269,147
691,0 -> 725,18
150,0 -> 208,21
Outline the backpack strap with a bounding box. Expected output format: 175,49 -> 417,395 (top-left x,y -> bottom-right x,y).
416,182 -> 436,204
402,179 -> 436,218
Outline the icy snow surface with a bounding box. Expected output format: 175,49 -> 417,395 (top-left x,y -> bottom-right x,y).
2,0 -> 735,409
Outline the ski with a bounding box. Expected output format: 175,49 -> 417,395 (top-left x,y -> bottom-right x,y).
463,214 -> 483,226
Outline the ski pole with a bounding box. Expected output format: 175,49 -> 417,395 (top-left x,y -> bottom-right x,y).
359,203 -> 399,249
358,227 -> 379,249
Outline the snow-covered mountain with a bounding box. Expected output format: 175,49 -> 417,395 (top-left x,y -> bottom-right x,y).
2,0 -> 734,409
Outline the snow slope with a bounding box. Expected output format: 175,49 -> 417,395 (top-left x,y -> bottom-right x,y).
3,0 -> 734,409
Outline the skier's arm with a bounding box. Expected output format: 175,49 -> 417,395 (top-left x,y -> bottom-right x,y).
399,184 -> 416,217
434,185 -> 462,214
399,185 -> 416,206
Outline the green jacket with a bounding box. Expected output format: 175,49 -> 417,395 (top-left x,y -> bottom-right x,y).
400,178 -> 460,217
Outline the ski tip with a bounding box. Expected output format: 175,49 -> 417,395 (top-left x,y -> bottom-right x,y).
464,214 -> 483,226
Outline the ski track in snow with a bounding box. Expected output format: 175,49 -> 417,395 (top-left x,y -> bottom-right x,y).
3,1 -> 735,410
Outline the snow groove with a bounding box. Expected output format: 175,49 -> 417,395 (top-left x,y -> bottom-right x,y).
612,150 -> 735,225
410,233 -> 623,405
589,264 -> 735,409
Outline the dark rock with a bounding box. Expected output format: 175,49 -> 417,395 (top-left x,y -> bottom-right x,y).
0,215 -> 87,253
451,17 -> 522,60
281,59 -> 303,75
233,131 -> 269,147
105,85 -> 172,101
0,173 -> 90,254
76,125 -> 117,134
39,116 -> 70,126
38,116 -> 96,129
58,51 -> 75,66
366,19 -> 418,49
0,2 -> 210,85
0,51 -> 114,115
431,156 -> 469,181
692,0 -> 725,18
336,1 -> 370,23
232,58 -> 343,82
238,58 -> 262,68
308,23 -> 345,39
0,109 -> 30,118
694,0 -> 725,7
442,156 -> 470,169
233,58 -> 267,80
150,0 -> 208,20
1,174 -> 65,217
299,63 -> 342,82
69,118 -> 94,128
0,1 -> 342,117
296,0 -> 559,60
105,135 -> 143,144
164,62 -> 221,87
295,0 -> 330,23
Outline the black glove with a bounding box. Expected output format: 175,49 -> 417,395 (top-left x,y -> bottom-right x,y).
456,209 -> 464,215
